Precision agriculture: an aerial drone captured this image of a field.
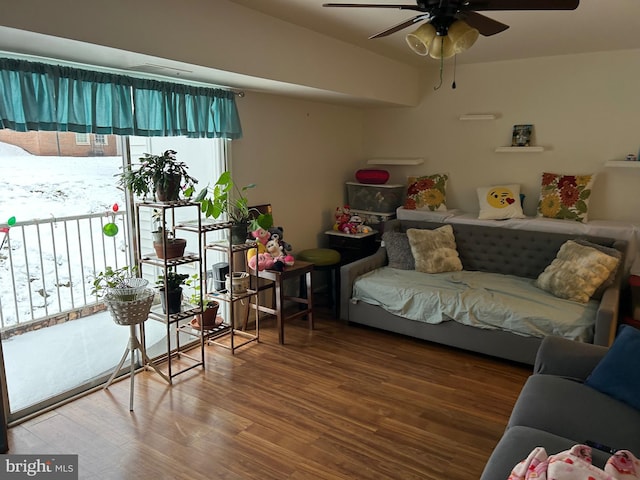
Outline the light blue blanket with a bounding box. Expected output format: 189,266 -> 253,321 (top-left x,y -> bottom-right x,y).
352,268 -> 597,342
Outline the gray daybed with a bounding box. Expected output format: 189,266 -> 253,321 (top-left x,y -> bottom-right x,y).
340,219 -> 627,365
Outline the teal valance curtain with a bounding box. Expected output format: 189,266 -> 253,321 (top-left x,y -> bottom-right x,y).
0,58 -> 242,139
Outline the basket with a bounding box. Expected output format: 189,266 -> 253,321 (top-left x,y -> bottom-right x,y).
104,289 -> 155,325
106,278 -> 149,302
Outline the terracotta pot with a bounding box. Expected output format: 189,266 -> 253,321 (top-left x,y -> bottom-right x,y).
190,301 -> 221,330
153,238 -> 187,259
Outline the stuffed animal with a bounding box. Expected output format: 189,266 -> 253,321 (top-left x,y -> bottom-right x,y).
251,227 -> 270,246
248,232 -> 294,271
333,205 -> 352,232
268,226 -> 293,253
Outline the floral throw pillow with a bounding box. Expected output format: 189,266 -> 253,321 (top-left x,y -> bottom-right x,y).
403,173 -> 448,211
537,172 -> 595,223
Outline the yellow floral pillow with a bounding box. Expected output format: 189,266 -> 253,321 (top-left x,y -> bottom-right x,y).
537,172 -> 595,223
403,173 -> 448,211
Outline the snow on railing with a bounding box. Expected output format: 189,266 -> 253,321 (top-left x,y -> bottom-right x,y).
0,211 -> 130,331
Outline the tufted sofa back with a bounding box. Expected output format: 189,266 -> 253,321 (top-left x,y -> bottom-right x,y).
388,219 -> 624,280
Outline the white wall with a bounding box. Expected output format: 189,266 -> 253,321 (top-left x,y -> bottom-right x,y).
0,0 -> 420,106
363,49 -> 640,222
231,92 -> 363,251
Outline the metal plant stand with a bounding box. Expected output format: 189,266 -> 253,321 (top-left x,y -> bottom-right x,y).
103,289 -> 170,411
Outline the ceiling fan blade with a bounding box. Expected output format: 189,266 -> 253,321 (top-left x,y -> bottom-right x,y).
460,11 -> 509,36
369,13 -> 431,39
322,3 -> 426,11
464,0 -> 578,11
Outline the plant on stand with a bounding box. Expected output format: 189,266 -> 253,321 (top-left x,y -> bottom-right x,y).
186,273 -> 221,330
91,265 -> 148,302
156,269 -> 189,314
117,149 -> 198,202
195,171 -> 273,244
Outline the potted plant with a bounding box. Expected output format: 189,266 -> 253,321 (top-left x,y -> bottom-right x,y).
150,209 -> 188,259
91,265 -> 148,302
185,274 -> 221,329
195,171 -> 273,244
117,149 -> 198,202
156,270 -> 189,314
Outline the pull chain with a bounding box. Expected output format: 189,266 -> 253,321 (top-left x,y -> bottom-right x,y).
452,54 -> 457,89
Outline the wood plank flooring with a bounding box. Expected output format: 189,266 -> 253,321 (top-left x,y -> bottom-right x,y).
7,309 -> 531,479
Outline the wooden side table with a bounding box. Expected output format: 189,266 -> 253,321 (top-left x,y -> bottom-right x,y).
253,261 -> 314,344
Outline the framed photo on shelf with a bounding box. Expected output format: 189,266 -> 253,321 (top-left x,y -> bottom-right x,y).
512,124 -> 533,147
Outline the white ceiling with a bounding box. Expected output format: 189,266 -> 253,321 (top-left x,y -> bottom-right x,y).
229,0 -> 640,66
1,0 -> 639,106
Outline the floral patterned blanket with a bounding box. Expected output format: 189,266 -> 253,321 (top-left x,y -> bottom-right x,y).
509,445 -> 639,480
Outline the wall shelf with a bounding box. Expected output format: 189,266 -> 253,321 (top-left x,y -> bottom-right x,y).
366,158 -> 424,166
495,146 -> 545,153
459,114 -> 496,121
604,160 -> 640,168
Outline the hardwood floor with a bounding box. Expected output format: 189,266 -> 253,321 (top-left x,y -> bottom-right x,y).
7,309 -> 531,479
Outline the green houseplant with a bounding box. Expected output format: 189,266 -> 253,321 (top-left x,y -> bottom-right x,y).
156,270 -> 189,314
118,149 -> 198,202
91,265 -> 148,301
185,274 -> 221,329
195,171 -> 273,244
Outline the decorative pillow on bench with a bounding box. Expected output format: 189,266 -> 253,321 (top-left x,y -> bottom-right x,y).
477,184 -> 526,220
535,240 -> 620,303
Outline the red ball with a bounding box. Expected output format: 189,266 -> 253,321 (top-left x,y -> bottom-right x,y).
112,203 -> 119,212
355,169 -> 390,184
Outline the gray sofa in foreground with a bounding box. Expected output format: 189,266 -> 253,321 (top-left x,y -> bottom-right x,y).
340,219 -> 627,365
480,335 -> 640,479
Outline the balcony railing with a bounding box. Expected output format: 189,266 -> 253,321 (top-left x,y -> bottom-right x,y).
0,211 -> 130,336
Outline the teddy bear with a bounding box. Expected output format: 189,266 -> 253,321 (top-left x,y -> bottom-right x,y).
268,226 -> 293,253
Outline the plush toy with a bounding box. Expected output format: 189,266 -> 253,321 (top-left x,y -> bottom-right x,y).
247,228 -> 268,266
248,232 -> 294,271
251,227 -> 270,246
266,233 -> 284,258
333,205 -> 352,232
268,226 -> 293,253
349,214 -> 373,234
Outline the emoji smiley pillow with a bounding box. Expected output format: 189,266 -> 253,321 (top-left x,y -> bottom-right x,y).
477,184 -> 526,220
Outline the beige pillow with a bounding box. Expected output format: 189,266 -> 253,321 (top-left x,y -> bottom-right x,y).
406,225 -> 463,274
536,240 -> 620,303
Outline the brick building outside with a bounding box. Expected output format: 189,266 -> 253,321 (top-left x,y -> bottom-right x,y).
0,130 -> 118,156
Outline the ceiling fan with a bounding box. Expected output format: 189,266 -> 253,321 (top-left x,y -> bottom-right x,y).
323,0 -> 579,59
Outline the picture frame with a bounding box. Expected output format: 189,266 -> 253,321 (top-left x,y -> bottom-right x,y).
511,124 -> 533,147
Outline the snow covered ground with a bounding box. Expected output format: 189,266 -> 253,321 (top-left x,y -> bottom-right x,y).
0,142 -> 127,326
0,142 -> 135,412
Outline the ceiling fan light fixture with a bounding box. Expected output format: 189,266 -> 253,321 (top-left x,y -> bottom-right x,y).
429,34 -> 455,59
447,20 -> 479,54
405,23 -> 436,56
